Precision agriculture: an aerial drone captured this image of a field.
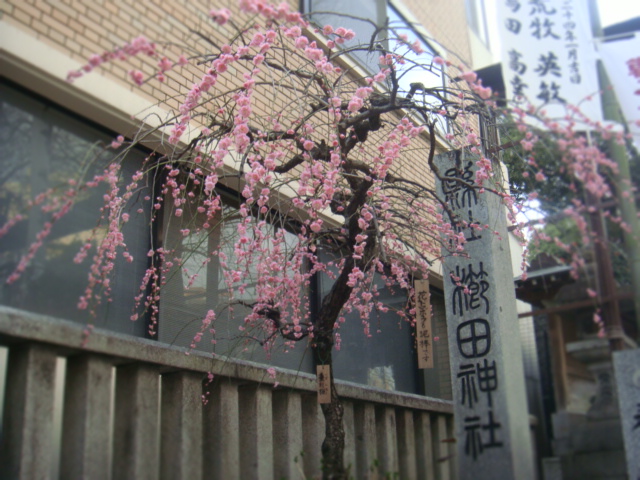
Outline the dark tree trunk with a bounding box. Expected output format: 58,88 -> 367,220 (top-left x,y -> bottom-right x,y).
315,342 -> 346,480
313,264 -> 353,480
313,176 -> 377,479
314,249 -> 376,479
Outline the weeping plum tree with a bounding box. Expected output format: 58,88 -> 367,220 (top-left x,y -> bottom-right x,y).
2,0 -> 634,478
59,7 -> 502,478
36,17 -> 486,477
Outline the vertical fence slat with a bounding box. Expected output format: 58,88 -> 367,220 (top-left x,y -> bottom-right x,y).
432,414 -> 452,480
0,344 -> 57,480
60,354 -> 112,480
302,394 -> 325,478
343,400 -> 357,477
415,411 -> 436,480
203,379 -> 240,479
113,363 -> 160,480
376,406 -> 399,477
397,409 -> 417,480
446,414 -> 457,480
355,403 -> 377,479
273,390 -> 303,479
239,384 -> 273,480
160,371 -> 203,480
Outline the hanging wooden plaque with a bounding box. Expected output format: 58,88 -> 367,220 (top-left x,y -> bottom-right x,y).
317,365 -> 331,404
415,279 -> 433,369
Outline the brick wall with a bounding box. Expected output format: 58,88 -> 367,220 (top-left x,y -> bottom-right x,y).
400,0 -> 472,65
0,0 -> 471,262
1,0 -> 471,123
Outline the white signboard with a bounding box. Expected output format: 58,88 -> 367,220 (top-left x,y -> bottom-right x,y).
497,0 -> 603,125
599,34 -> 640,150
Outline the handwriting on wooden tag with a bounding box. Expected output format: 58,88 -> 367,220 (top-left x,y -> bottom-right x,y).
415,279 -> 433,369
317,365 -> 331,403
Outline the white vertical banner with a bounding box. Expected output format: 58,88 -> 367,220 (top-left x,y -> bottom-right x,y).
497,0 -> 603,125
599,34 -> 640,150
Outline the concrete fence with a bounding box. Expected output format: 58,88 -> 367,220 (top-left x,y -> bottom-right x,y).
0,307 -> 455,480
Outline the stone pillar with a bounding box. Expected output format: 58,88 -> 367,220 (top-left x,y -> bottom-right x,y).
415,412 -> 435,480
613,348 -> 640,480
160,371 -> 203,480
375,406 -> 398,476
343,400 -> 357,477
354,403 -> 377,479
0,344 -> 57,480
436,149 -> 534,480
60,354 -> 112,480
301,394 -> 324,478
272,390 -> 303,479
397,409 -> 418,479
113,363 -> 160,480
203,380 -> 240,479
239,385 -> 273,480
431,414 -> 451,480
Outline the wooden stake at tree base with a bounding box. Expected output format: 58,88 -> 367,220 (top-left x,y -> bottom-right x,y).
317,365 -> 331,404
414,279 -> 433,369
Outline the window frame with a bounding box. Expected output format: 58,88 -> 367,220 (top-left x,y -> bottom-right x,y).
465,0 -> 491,48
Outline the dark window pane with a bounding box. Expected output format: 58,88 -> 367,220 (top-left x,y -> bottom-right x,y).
422,290 -> 453,400
317,248 -> 420,394
0,83 -> 151,337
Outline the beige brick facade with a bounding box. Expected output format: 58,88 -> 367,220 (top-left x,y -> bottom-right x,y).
1,0 -> 474,279
398,0 -> 472,64
1,0 -> 472,119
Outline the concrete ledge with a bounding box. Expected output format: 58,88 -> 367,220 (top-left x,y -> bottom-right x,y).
0,306 -> 453,414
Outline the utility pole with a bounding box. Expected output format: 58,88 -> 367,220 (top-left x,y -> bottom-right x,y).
589,0 -> 640,343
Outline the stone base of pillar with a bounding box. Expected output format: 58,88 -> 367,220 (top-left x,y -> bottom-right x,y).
549,339 -> 626,480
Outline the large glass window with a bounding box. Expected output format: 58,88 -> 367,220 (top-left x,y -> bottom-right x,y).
314,247 -> 453,397
386,4 -> 444,94
315,248 -> 421,394
304,1 -> 447,131
386,4 -> 447,132
159,191 -> 315,372
303,0 -> 387,72
0,82 -> 151,337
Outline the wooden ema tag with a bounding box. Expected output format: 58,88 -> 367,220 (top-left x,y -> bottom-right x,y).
317,365 -> 331,404
414,279 -> 433,369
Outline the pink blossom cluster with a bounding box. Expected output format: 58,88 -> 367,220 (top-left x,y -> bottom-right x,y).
190,310 -> 217,350
77,162 -> 139,313
319,25 -> 356,50
628,56 -> 640,81
67,35 -> 157,83
238,0 -> 306,25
